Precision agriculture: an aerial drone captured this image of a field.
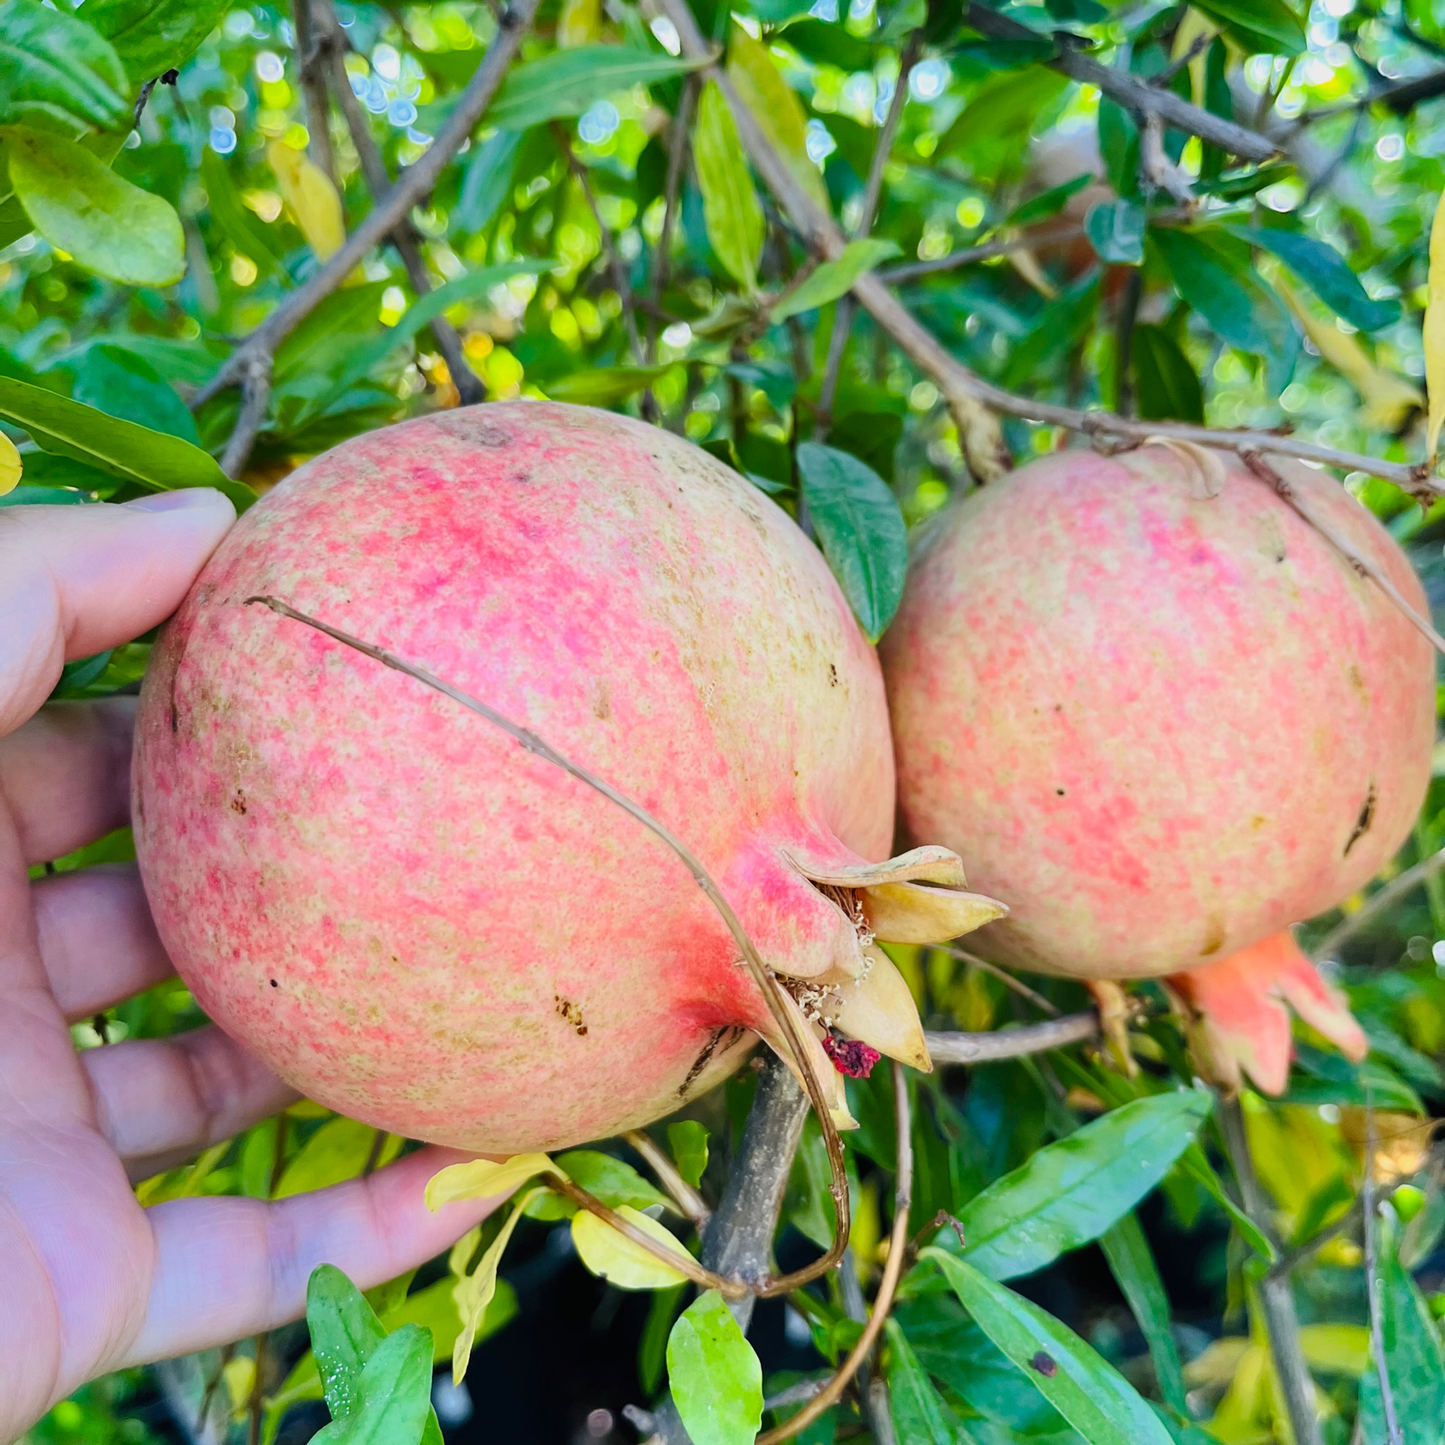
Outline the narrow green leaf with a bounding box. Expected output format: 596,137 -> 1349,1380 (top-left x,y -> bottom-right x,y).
546,365 -> 671,406
1006,171 -> 1092,228
1190,0 -> 1306,55
0,374 -> 254,510
954,1091 -> 1213,1281
310,1324 -> 434,1445
275,1118 -> 399,1199
1226,225 -> 1399,332
306,1264 -> 387,1419
694,79 -> 764,293
200,147 -> 286,278
795,441 -> 907,642
552,1150 -> 674,1212
0,0 -> 129,134
884,1319 -> 965,1445
1085,200 -> 1145,265
1358,1211 -> 1445,1445
1153,227 -> 1298,389
924,1249 -> 1173,1445
772,239 -> 901,322
453,129 -> 521,235
1133,324 -> 1204,424
76,0 -> 229,86
668,1121 -> 710,1189
640,1283 -> 688,1395
1175,1142 -> 1276,1262
72,343 -> 199,443
938,69 -> 1068,156
485,46 -> 702,131
7,127 -> 185,288
1098,98 -> 1140,199
1100,1212 -> 1187,1413
667,1291 -> 764,1445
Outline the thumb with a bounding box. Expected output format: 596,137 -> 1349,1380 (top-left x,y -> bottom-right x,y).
0,491 -> 236,737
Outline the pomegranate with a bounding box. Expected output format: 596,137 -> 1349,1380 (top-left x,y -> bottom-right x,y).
133,402 -> 1002,1153
880,444 -> 1435,1093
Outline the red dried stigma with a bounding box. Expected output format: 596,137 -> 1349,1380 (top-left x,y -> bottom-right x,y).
823,1034 -> 882,1079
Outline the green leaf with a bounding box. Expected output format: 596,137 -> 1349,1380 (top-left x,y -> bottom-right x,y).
72,343 -> 199,443
0,0 -> 129,135
924,1249 -> 1173,1445
668,1121 -> 710,1189
938,68 -> 1068,157
884,1319 -> 963,1445
1133,324 -> 1203,424
485,45 -> 702,131
200,147 -> 286,278
954,1090 -> 1213,1281
6,127 -> 185,288
795,441 -> 907,642
640,1284 -> 688,1395
1174,1142 -> 1276,1262
1085,200 -> 1145,265
453,129 -> 521,235
310,1324 -> 434,1445
1006,171 -> 1092,228
1358,1211 -> 1445,1445
1153,227 -> 1298,389
275,1118 -> 400,1199
1099,1213 -> 1187,1413
76,0 -> 229,85
694,79 -> 764,293
0,374 -> 254,510
546,365 -> 671,406
667,1291 -> 764,1445
779,18 -> 874,71
1098,99 -> 1140,199
272,282 -> 390,388
552,1149 -> 674,1212
772,239 -> 901,322
1226,225 -> 1399,333
1190,0 -> 1306,55
306,1264 -> 388,1417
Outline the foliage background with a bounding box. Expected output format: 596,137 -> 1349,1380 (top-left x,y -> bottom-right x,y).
6,0 -> 1445,1440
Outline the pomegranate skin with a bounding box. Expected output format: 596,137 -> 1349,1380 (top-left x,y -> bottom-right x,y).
135,403 -> 925,1153
881,445 -> 1435,984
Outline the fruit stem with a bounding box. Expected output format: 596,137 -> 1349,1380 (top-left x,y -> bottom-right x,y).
623,1129 -> 710,1228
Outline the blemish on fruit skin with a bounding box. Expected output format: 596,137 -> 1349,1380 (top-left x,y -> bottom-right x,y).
1343,783 -> 1377,857
230,789 -> 247,815
554,995 -> 589,1036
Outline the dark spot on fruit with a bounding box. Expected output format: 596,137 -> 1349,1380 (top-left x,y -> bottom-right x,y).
1344,783 -> 1376,857
269,978 -> 278,988
680,1026 -> 740,1094
1200,916 -> 1226,957
828,663 -> 839,687
1055,787 -> 1066,797
169,702 -> 179,735
230,789 -> 248,815
593,682 -> 611,721
1029,1352 -> 1057,1378
554,994 -> 588,1037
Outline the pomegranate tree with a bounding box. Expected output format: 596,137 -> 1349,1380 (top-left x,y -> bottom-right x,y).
881,444 -> 1435,1092
133,402 -> 1002,1153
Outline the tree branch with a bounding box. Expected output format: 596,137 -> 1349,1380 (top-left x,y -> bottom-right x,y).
1295,66 -> 1445,127
925,1012 -> 1099,1064
879,223 -> 1086,285
1311,846 -> 1445,961
1218,1097 -> 1323,1445
310,0 -> 484,404
293,0 -> 337,185
196,0 -> 541,455
962,4 -> 1278,162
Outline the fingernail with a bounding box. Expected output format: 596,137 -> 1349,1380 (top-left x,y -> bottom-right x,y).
124,488 -> 230,512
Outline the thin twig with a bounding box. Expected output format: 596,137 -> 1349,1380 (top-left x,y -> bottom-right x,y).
220,353 -> 273,479
933,945 -> 1061,1017
1270,1196 -> 1363,1279
925,1012 -> 1099,1065
1153,28 -> 1215,88
963,3 -> 1278,162
293,0 -> 337,184
1218,1097 -> 1323,1445
623,1128 -> 710,1227
880,224 -> 1086,284
310,0 -> 483,404
1312,847 -> 1445,961
814,296 -> 852,442
243,597 -> 853,1294
646,75 -> 698,368
1293,67 -> 1445,127
1240,452 -> 1445,654
1363,1098 -> 1404,1445
556,126 -> 645,365
755,1061 -> 914,1444
197,0 -> 541,463
858,34 -> 920,238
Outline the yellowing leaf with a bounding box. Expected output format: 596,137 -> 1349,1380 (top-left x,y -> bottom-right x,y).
0,433 -> 21,494
267,139 -> 345,260
1300,1323 -> 1370,1377
571,1206 -> 692,1289
223,1354 -> 257,1420
694,79 -> 764,293
557,0 -> 602,48
1280,278 -> 1422,432
1426,192 -> 1445,458
425,1152 -> 559,1210
450,1189 -> 538,1383
726,22 -> 830,219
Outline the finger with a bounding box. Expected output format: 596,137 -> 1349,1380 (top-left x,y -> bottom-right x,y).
0,492 -> 235,738
3,700 -> 135,867
126,1147 -> 495,1365
82,1025 -> 296,1176
33,863 -> 174,1020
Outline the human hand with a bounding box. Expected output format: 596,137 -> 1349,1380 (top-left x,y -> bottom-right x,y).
0,493 -> 490,1441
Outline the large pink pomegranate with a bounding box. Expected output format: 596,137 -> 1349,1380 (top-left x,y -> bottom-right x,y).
881,444 -> 1436,1092
134,403 -> 1001,1152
